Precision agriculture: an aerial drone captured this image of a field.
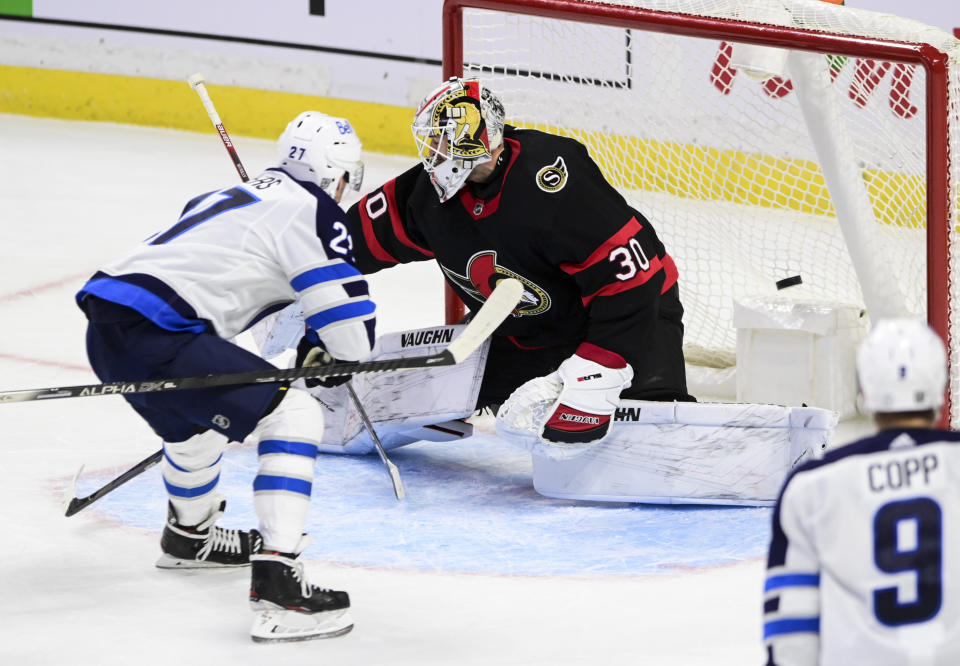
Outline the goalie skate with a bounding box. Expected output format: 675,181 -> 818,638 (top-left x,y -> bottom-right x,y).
248,530 -> 353,642
156,498 -> 257,569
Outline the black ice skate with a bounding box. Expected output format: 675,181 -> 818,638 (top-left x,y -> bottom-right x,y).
248,530 -> 353,642
155,498 -> 257,569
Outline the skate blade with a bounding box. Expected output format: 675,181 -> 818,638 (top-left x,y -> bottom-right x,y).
250,608 -> 354,643
155,553 -> 249,569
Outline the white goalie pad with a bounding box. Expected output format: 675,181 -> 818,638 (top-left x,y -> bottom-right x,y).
498,394 -> 836,506
302,324 -> 488,455
250,302 -> 305,360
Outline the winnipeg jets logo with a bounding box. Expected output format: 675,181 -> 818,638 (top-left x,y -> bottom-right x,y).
536,156 -> 568,193
440,251 -> 550,317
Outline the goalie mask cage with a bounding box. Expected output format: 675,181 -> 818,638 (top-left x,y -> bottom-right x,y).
441,0 -> 960,425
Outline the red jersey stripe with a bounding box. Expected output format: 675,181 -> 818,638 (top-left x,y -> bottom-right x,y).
579,252 -> 679,306
358,188 -> 399,265
383,180 -> 433,257
559,217 -> 645,275
458,138 -> 523,220
660,252 -> 679,294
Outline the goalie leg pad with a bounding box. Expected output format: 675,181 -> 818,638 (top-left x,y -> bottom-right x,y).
306,324 -> 488,454
501,399 -> 837,505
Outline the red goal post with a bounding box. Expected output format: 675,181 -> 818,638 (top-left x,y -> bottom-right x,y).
440,0 -> 959,424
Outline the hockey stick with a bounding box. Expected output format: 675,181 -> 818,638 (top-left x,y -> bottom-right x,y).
347,381 -> 405,500
6,278 -> 522,403
64,450 -> 163,517
187,73 -> 249,181
188,72 -> 404,500
57,279 -> 519,515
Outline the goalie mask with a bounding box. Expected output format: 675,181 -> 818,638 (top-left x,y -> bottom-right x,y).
411,77 -> 505,202
276,111 -> 364,200
856,318 -> 947,413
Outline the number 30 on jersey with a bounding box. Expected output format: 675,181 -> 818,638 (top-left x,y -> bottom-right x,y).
609,237 -> 651,281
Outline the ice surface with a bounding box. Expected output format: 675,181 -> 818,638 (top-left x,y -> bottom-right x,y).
0,113 -> 767,664
86,430 -> 771,577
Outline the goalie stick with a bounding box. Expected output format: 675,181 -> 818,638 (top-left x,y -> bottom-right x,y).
55,278 -> 522,514
188,72 -> 404,500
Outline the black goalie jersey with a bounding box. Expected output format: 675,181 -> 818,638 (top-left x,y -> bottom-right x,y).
345,126 -> 690,402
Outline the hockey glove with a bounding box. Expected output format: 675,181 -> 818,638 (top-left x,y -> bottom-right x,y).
295,334 -> 351,389
541,343 -> 633,444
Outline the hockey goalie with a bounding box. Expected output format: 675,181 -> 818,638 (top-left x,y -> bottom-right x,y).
249,75 -> 838,506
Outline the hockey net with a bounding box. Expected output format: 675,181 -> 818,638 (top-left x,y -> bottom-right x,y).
442,0 -> 960,424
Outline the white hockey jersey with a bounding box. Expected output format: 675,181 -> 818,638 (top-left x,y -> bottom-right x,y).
764,428 -> 960,665
76,169 -> 374,361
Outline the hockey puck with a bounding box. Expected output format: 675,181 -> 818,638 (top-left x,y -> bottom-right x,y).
776,275 -> 803,290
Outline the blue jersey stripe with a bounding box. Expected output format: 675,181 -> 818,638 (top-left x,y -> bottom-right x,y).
763,617 -> 820,639
258,439 -> 318,459
78,277 -> 207,334
253,474 -> 312,497
291,263 -> 361,292
765,573 -> 820,592
163,448 -> 191,473
163,473 -> 220,499
306,300 -> 376,330
162,448 -> 223,473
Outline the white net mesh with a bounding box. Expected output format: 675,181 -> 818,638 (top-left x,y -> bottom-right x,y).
455,0 -> 960,420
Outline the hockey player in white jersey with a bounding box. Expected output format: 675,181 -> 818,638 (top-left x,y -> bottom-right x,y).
76,110 -> 370,641
763,318 -> 960,664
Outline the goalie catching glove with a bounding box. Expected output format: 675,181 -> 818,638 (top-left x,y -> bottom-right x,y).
542,343 -> 633,443
295,331 -> 351,388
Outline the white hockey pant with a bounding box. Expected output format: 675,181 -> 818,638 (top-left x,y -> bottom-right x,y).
250,388 -> 323,553
162,428 -> 229,527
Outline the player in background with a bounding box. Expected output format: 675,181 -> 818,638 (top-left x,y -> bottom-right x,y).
340,77 -> 693,446
75,111 -> 371,641
763,318 -> 960,664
